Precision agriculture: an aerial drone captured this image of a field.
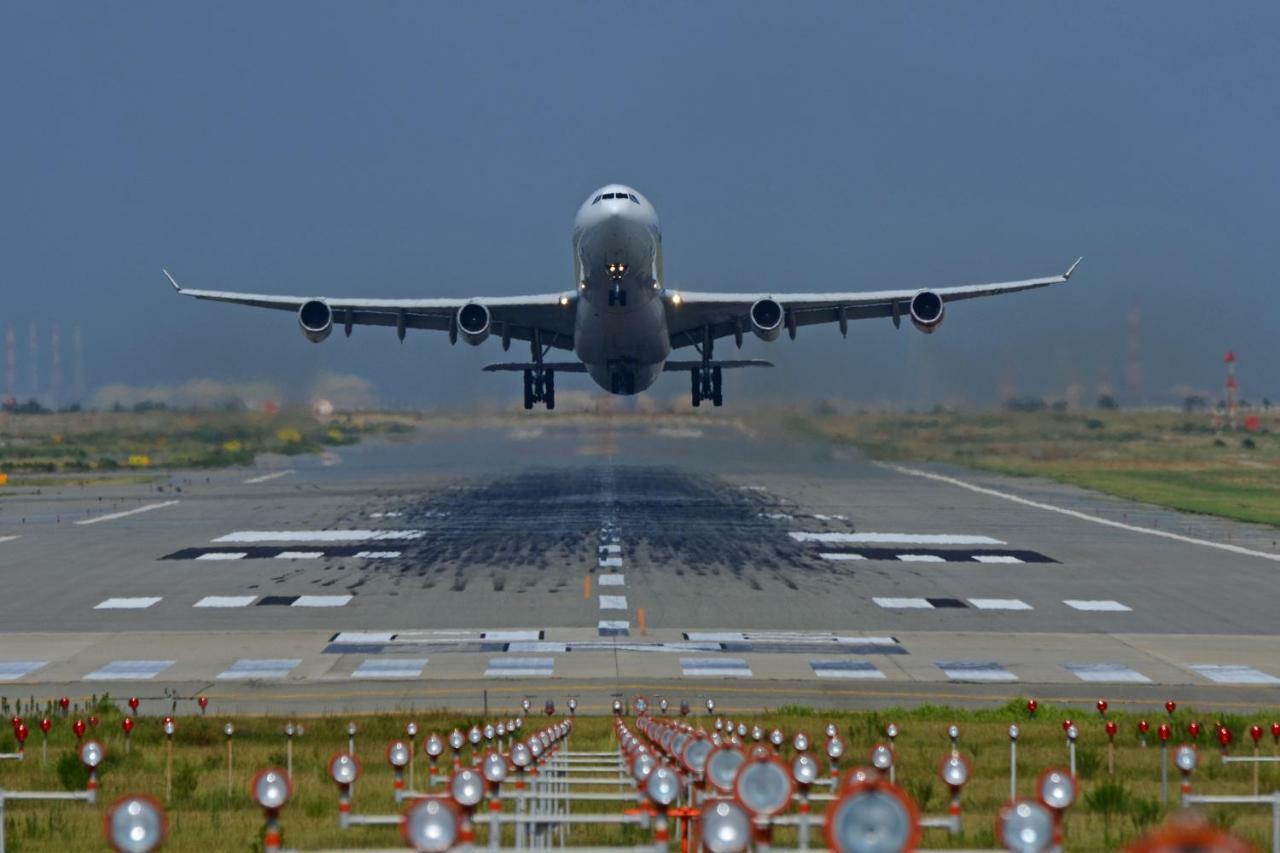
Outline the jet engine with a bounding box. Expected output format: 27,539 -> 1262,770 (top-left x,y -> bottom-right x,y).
457,303 -> 491,346
297,299 -> 333,343
909,290 -> 945,334
749,298 -> 785,342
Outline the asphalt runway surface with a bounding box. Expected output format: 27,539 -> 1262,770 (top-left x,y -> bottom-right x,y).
3,417 -> 1280,715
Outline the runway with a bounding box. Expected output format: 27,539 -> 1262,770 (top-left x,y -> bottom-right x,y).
3,417 -> 1279,713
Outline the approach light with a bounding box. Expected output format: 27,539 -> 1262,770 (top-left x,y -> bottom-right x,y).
329,753 -> 360,786
401,797 -> 461,853
706,746 -> 747,794
104,794 -> 167,853
734,755 -> 793,817
645,766 -> 681,807
481,751 -> 508,785
1175,745 -> 1198,774
388,741 -> 411,769
450,768 -> 485,808
792,753 -> 820,786
701,800 -> 751,853
870,745 -> 894,772
1037,770 -> 1076,811
425,734 -> 443,758
793,732 -> 810,752
940,755 -> 970,789
80,740 -> 105,770
682,737 -> 713,774
997,799 -> 1054,853
824,781 -> 921,853
251,768 -> 291,812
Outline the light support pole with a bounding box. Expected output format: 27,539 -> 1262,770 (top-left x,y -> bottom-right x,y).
1008,725 -> 1019,801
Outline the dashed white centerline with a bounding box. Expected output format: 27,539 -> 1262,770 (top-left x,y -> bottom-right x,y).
243,470 -> 295,485
598,574 -> 625,586
75,500 -> 180,526
599,595 -> 628,610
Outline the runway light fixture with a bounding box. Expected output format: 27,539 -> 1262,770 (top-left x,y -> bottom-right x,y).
706,747 -> 746,794
481,751 -> 508,785
631,751 -> 657,784
450,768 -> 485,808
793,732 -> 810,752
104,793 -> 167,853
645,766 -> 681,808
329,753 -> 360,786
870,745 -> 894,774
824,781 -> 921,853
1175,744 -> 1197,774
1009,724 -> 1020,742
706,698 -> 716,714
940,755 -> 970,790
734,755 -> 793,818
701,799 -> 751,853
682,737 -> 713,775
388,740 -> 411,769
401,796 -> 462,853
1037,769 -> 1077,811
997,799 -> 1054,853
769,728 -> 784,747
252,767 -> 292,812
826,736 -> 846,760
426,733 -> 443,759
792,753 -> 820,787
510,741 -> 532,769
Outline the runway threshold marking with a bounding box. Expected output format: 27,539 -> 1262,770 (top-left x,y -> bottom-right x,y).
879,461 -> 1280,563
74,500 -> 180,526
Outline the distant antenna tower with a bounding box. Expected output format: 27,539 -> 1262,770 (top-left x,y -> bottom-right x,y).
1125,297 -> 1144,404
4,326 -> 15,401
1224,350 -> 1239,431
72,324 -> 85,403
50,324 -> 62,409
27,320 -> 38,399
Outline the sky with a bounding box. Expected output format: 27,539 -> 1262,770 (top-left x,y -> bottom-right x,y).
2,2 -> 1276,409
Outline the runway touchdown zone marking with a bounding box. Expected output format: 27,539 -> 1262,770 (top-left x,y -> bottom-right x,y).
217,659 -> 301,680
599,595 -> 628,610
1063,663 -> 1152,684
194,596 -> 258,608
256,595 -> 353,608
681,658 -> 753,678
352,658 -> 428,679
938,661 -> 1018,682
0,661 -> 48,681
94,597 -> 162,610
598,620 -> 630,637
1064,600 -> 1132,612
1191,665 -> 1280,685
810,660 -> 885,680
84,660 -> 175,681
790,532 -> 1005,545
485,657 -> 554,678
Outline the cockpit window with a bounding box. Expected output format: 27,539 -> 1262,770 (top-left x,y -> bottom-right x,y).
628,194 -> 639,203
592,195 -> 602,204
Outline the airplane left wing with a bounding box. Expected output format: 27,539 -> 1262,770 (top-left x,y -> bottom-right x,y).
664,258 -> 1081,349
165,271 -> 578,350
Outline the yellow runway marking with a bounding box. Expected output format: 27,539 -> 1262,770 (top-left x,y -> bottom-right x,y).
583,575 -> 591,599
637,607 -> 646,635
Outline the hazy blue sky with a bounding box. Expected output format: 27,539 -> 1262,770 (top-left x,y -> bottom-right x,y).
2,3 -> 1276,408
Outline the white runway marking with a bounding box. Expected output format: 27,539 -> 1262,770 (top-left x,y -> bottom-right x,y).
1064,599 -> 1132,612
879,461 -> 1280,563
600,544 -> 622,554
938,661 -> 1018,682
810,660 -> 885,679
243,470 -> 294,484
968,598 -> 1033,611
274,551 -> 325,560
0,661 -> 47,681
214,530 -> 423,543
369,511 -> 403,519
217,659 -> 301,680
196,552 -> 247,561
291,595 -> 353,607
1063,663 -> 1151,683
599,556 -> 623,568
598,620 -> 630,632
352,658 -> 428,679
1190,665 -> 1280,685
873,597 -> 934,609
895,554 -> 947,563
481,630 -> 543,642
598,574 -> 625,586
85,660 -> 174,681
75,500 -> 179,526
791,532 -> 1005,545
354,551 -> 401,559
819,553 -> 866,562
681,657 -> 753,678
194,596 -> 257,608
0,535 -> 20,543
810,514 -> 848,522
971,555 -> 1024,564
94,597 -> 162,610
485,657 -> 554,678
599,595 -> 628,610
760,513 -> 794,520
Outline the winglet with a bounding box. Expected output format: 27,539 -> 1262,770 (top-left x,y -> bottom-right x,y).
1064,256 -> 1083,279
163,269 -> 183,293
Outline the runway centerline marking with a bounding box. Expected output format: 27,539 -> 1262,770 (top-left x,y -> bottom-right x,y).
243,469 -> 294,484
791,532 -> 1005,545
214,530 -> 423,543
599,595 -> 628,610
879,461 -> 1280,563
75,500 -> 179,526
598,573 -> 625,586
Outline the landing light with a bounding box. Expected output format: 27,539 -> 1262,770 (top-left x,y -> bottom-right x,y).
559,296 -> 570,307
671,292 -> 683,306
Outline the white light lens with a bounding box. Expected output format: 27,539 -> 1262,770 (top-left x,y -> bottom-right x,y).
80,740 -> 104,769
401,797 -> 459,852
793,732 -> 810,752
941,756 -> 970,788
224,723 -> 234,737
482,752 -> 508,784
701,800 -> 750,853
792,754 -> 820,786
253,769 -> 290,810
683,739 -> 712,773
426,734 -> 443,757
451,769 -> 485,807
826,737 -> 846,759
1175,745 -> 1197,773
706,748 -> 746,793
999,800 -> 1054,853
1038,771 -> 1076,810
826,787 -> 914,853
106,795 -> 166,853
388,741 -> 411,768
870,745 -> 893,771
511,742 -> 532,768
646,767 -> 680,806
632,752 -> 656,782
735,759 -> 792,817
1009,724 -> 1020,740
329,754 -> 359,785
769,728 -> 784,746
468,726 -> 482,745
449,730 -> 464,750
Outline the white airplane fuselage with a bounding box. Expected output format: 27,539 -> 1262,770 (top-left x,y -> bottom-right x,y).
571,184 -> 670,394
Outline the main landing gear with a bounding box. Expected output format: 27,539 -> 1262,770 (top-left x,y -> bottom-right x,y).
523,368 -> 555,410
690,365 -> 723,407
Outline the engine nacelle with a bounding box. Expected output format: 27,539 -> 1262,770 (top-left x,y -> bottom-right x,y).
457,303 -> 491,346
909,290 -> 945,334
750,298 -> 785,342
297,299 -> 333,343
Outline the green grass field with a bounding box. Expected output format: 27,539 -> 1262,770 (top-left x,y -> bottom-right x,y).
1,699 -> 1277,851
789,409 -> 1280,528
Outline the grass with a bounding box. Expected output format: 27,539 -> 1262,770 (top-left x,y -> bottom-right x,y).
1,700 -> 1278,850
786,409 -> 1280,528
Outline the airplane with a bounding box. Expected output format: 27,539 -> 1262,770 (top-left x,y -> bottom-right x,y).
167,183 -> 1081,410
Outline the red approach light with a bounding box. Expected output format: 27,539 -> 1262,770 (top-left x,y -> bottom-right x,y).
1096,700 -> 1108,715
1188,722 -> 1202,738
128,697 -> 139,712
198,696 -> 209,711
1138,720 -> 1151,734
15,724 -> 28,744
59,697 -> 70,711
1026,699 -> 1038,715
1105,722 -> 1118,739
122,717 -> 134,734
1250,725 -> 1263,744
1218,728 -> 1233,748
1165,700 -> 1177,715
9,716 -> 22,732
1157,724 -> 1171,742
1272,723 -> 1280,741
73,719 -> 86,738
39,718 -> 51,734
88,715 -> 99,728
1061,719 -> 1073,733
